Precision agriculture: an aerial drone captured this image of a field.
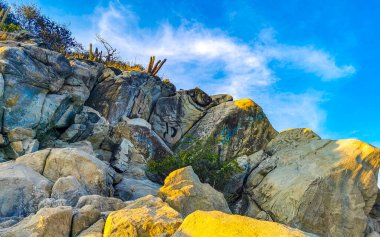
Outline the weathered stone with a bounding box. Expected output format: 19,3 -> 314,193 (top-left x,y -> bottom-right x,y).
111,118 -> 173,161
51,176 -> 88,206
43,148 -> 114,196
15,149 -> 51,174
114,178 -> 161,201
205,94 -> 233,109
0,162 -> 52,218
38,198 -> 68,210
176,99 -> 278,160
149,89 -> 209,145
71,205 -> 101,237
264,128 -> 321,154
52,140 -> 95,155
245,138 -> 380,237
86,71 -> 175,124
76,195 -> 125,212
69,59 -> 104,91
60,106 -> 110,149
77,219 -> 105,237
0,206 -> 73,237
103,195 -> 182,237
7,128 -> 35,142
159,166 -> 231,217
172,211 -> 315,237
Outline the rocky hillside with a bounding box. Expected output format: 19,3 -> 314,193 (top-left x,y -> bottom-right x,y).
0,31 -> 379,237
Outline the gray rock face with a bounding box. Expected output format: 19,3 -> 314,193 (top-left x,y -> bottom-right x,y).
71,205 -> 101,237
149,89 -> 210,145
114,177 -> 161,201
0,162 -> 52,218
51,176 -> 88,206
86,71 -> 175,124
243,136 -> 380,237
111,118 -> 173,161
60,106 -> 110,149
175,99 -> 278,160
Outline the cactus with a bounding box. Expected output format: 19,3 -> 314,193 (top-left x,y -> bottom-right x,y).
146,56 -> 167,76
0,7 -> 10,26
88,43 -> 94,60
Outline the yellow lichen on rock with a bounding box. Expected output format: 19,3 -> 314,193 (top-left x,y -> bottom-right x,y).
234,98 -> 255,111
172,210 -> 313,237
103,195 -> 182,237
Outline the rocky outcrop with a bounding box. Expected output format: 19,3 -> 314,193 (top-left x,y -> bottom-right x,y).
175,99 -> 277,160
0,206 -> 73,237
172,210 -> 314,237
159,166 -> 231,217
149,88 -> 211,145
103,195 -> 182,237
110,117 -> 173,161
85,71 -> 175,124
60,106 -> 110,149
0,162 -> 52,219
243,135 -> 380,237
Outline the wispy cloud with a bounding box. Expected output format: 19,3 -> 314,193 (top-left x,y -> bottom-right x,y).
75,1 -> 355,135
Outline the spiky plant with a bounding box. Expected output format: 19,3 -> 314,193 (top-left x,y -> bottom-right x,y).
146,56 -> 167,76
0,6 -> 10,26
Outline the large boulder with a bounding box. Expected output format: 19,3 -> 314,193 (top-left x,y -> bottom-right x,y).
0,162 -> 52,218
71,205 -> 101,237
172,210 -> 315,237
0,206 -> 73,237
51,176 -> 88,206
16,148 -> 114,196
110,118 -> 173,161
158,166 -> 231,217
244,136 -> 380,237
103,195 -> 183,237
175,98 -> 277,160
149,88 -> 211,145
86,71 -> 175,124
77,219 -> 105,237
114,177 -> 161,201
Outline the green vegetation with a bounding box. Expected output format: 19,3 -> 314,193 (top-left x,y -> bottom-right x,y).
0,1 -> 165,76
147,137 -> 242,191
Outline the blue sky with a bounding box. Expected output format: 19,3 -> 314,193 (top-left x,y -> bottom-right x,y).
9,0 -> 380,147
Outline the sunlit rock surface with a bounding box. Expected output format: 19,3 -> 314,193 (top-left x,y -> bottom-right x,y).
172,210 -> 315,237
159,166 -> 231,217
103,195 -> 182,237
0,206 -> 73,237
244,137 -> 380,237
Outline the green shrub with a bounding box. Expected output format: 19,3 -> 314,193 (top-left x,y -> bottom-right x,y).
15,4 -> 81,53
147,137 -> 242,191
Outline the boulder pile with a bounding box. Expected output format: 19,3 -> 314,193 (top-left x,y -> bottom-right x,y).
0,31 -> 379,237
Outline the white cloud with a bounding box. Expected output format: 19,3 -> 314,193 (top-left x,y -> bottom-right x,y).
75,1 -> 355,135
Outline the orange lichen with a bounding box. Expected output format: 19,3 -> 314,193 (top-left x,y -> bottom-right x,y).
5,94 -> 20,107
234,98 -> 255,111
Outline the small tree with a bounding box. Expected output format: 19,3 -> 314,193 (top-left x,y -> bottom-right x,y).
15,4 -> 81,53
147,136 -> 242,191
